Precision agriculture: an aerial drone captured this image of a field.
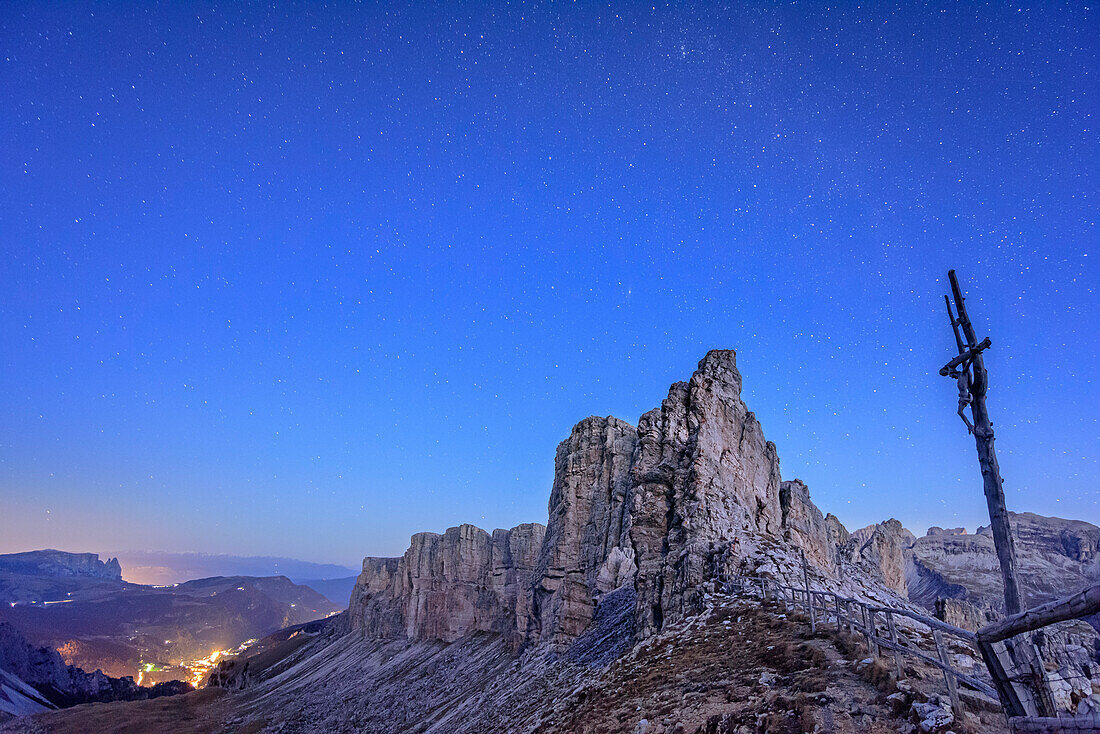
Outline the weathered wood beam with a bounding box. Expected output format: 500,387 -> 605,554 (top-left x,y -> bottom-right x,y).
977,583 -> 1100,644
863,604 -> 978,642
945,294 -> 966,355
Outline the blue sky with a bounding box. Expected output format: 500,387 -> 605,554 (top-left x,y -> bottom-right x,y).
1,2 -> 1096,565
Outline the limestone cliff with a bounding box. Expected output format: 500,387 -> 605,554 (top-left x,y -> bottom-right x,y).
349,523 -> 545,647
780,479 -> 836,572
528,416 -> 637,648
350,350 -> 1100,655
842,519 -> 913,595
349,349 -> 864,648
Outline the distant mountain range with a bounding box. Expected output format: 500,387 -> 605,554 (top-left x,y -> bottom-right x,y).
103,550 -> 357,587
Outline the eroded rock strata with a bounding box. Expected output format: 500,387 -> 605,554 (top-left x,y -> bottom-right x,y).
528,415 -> 637,649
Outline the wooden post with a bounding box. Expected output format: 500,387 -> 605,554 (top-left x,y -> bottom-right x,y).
943,270 -> 1024,617
885,612 -> 903,681
834,595 -> 843,632
933,629 -> 963,722
868,608 -> 881,659
860,604 -> 874,655
801,550 -> 815,634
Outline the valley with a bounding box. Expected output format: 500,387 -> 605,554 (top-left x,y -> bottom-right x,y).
0,552 -> 342,687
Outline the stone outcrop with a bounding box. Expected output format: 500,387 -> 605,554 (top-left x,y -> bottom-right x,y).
528,416 -> 637,648
260,347 -> 1100,734
349,350 -> 875,648
348,349 -> 1100,660
630,350 -> 783,636
843,520 -> 912,596
351,416 -> 638,651
349,523 -> 545,647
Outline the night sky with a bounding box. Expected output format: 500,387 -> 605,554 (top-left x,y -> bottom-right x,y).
1,3 -> 1095,566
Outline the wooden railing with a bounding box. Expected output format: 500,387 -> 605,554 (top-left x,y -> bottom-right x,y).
725,574 -> 996,721
728,575 -> 1100,733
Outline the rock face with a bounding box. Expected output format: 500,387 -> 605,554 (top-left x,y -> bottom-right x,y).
528,416 -> 637,649
780,479 -> 834,571
630,350 -> 782,637
346,349 -> 1099,660
348,350 -> 870,649
349,523 -> 546,647
907,512 -> 1100,612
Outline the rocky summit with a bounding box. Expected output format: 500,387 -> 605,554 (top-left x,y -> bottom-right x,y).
184,349 -> 1089,733
346,350 -> 942,661
348,351 -> 833,658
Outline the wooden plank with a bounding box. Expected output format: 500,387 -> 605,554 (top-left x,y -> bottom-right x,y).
868,608 -> 881,659
934,629 -> 963,721
870,630 -> 999,699
977,638 -> 1034,718
859,604 -> 874,656
864,604 -> 977,642
938,336 -> 991,375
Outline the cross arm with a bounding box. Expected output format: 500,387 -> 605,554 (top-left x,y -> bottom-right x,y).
939,337 -> 991,376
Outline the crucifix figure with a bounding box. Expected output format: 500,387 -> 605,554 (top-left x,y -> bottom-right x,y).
949,358 -> 975,435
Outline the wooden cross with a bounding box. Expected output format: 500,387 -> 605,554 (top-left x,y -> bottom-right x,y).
940,271 -> 1023,616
